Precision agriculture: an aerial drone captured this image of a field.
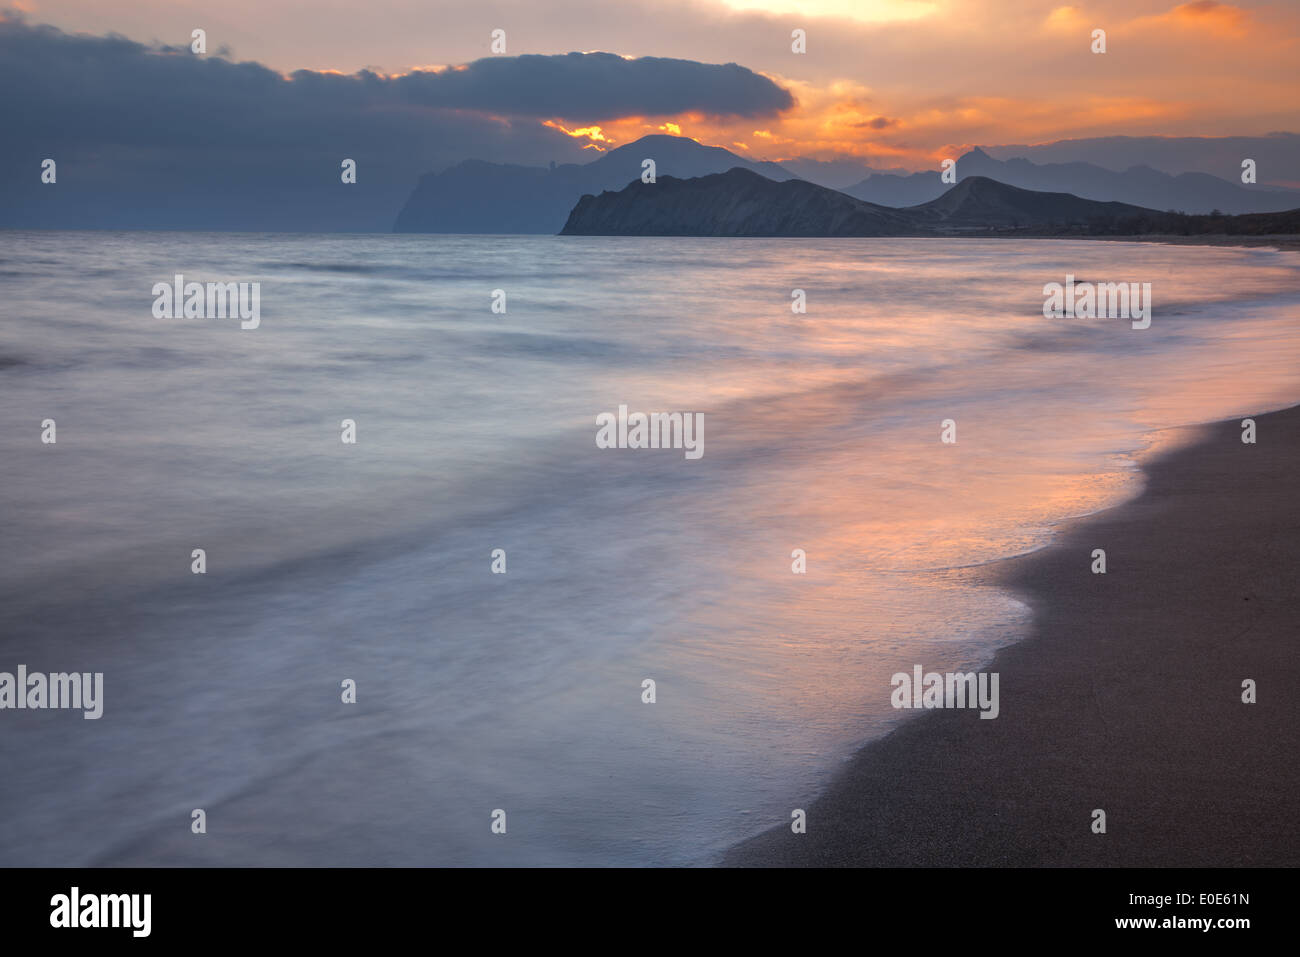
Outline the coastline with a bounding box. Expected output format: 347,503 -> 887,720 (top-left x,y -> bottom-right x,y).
726,404 -> 1300,866
1079,234 -> 1300,251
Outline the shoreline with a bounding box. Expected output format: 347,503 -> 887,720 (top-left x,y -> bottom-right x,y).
726,404 -> 1300,866
1074,234 -> 1300,252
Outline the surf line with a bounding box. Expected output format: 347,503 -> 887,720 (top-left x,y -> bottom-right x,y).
1043,273 -> 1151,329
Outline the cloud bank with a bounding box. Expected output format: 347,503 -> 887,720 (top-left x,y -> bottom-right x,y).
0,16 -> 792,229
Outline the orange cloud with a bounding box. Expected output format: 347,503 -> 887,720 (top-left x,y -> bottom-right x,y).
1152,1 -> 1250,34
540,86 -> 1203,172
1043,5 -> 1087,32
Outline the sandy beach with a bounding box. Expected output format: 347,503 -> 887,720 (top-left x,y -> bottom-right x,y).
728,404 -> 1300,867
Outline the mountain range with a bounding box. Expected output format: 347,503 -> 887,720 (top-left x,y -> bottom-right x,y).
843,147 -> 1299,215
981,134 -> 1300,183
396,135 -> 1300,233
393,134 -> 795,234
560,168 -> 1300,238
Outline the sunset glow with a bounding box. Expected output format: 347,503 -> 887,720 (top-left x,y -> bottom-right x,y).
14,1 -> 1298,173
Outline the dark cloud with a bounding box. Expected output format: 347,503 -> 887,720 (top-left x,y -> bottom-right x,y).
391,52 -> 792,120
0,16 -> 791,229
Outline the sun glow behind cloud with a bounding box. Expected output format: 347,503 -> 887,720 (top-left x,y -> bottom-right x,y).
519,2 -> 1298,172
543,121 -> 615,149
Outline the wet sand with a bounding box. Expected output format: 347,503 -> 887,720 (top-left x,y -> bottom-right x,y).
727,405 -> 1300,866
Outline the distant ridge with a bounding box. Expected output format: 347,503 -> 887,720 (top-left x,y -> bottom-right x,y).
560,168 -> 1300,238
904,176 -> 1154,229
394,135 -> 1300,234
844,147 -> 1300,215
394,134 -> 797,234
560,168 -> 919,237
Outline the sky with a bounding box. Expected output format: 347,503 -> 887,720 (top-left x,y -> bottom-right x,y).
2,1 -> 1297,230
8,0 -> 1299,171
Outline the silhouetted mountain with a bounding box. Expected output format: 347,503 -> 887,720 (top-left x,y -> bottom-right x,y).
842,168 -> 953,208
560,168 -> 921,236
394,134 -> 797,233
844,147 -> 1300,214
776,156 -> 908,190
560,169 -> 1300,238
904,176 -> 1153,229
982,134 -> 1300,186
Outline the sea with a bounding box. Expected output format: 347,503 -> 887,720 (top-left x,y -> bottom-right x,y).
2,232 -> 1298,865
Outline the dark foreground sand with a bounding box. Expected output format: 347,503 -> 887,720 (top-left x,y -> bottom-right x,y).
728,405 -> 1300,866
